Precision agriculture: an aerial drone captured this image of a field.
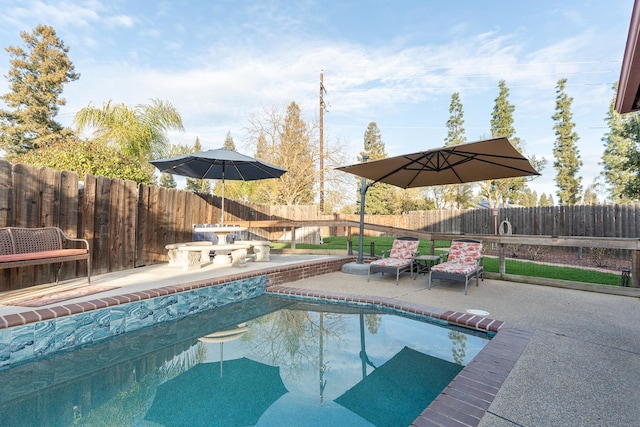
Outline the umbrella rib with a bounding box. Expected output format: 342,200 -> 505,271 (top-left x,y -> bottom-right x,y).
371,155 -> 427,187
410,150 -> 537,176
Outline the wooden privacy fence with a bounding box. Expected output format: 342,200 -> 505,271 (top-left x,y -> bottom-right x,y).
2,159 -> 640,290
0,161 -> 322,290
336,204 -> 640,238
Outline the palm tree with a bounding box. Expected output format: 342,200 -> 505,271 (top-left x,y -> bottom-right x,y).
73,98 -> 184,162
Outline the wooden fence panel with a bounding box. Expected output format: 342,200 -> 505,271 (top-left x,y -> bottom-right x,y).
175,188 -> 188,242
13,163 -> 38,228
59,170 -> 79,280
135,184 -> 150,267
59,171 -> 79,236
0,161 -> 11,289
33,167 -> 58,283
122,179 -> 137,270
82,175 -> 97,273
93,176 -> 111,275
0,160 -> 11,228
109,179 -> 122,272
12,164 -> 40,286
39,167 -> 59,227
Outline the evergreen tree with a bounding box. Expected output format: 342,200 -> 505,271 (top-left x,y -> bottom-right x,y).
619,116 -> 640,199
159,173 -> 177,188
359,121 -> 386,161
255,132 -> 270,161
552,78 -> 582,205
223,130 -> 236,150
185,137 -> 211,193
490,81 -> 520,149
479,80 -> 527,207
601,84 -> 637,203
520,188 -> 538,207
275,102 -> 315,205
214,131 -> 247,199
582,182 -> 599,205
0,25 -> 79,155
442,92 -> 474,209
358,122 -> 394,214
539,193 -> 551,207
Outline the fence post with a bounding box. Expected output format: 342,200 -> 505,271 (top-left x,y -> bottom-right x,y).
633,250 -> 640,288
290,226 -> 296,250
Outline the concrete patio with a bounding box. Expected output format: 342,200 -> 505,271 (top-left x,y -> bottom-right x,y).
1,254 -> 639,426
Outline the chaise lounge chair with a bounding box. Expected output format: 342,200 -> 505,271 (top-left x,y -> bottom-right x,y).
367,237 -> 420,285
428,238 -> 484,295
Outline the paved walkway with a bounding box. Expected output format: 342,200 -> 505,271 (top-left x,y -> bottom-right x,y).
306,271 -> 640,427
2,255 -> 639,426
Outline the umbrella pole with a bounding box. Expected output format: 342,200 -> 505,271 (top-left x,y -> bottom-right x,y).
360,313 -> 366,379
357,177 -> 371,264
220,342 -> 224,377
221,167 -> 225,226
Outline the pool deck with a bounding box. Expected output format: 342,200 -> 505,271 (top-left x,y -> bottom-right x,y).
1,254 -> 639,426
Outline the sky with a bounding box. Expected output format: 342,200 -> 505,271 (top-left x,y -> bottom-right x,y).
0,0 -> 635,202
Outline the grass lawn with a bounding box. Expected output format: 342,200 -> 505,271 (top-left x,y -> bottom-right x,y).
275,236 -> 622,286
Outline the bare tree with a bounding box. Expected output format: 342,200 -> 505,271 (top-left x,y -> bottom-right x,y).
244,102 -> 351,211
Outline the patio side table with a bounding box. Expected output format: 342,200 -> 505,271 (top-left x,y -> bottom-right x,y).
413,254 -> 443,278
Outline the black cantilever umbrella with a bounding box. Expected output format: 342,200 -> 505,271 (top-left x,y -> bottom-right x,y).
151,148 -> 287,224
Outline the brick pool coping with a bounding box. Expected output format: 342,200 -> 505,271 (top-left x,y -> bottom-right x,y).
267,285 -> 534,427
0,256 -> 534,426
0,257 -> 352,329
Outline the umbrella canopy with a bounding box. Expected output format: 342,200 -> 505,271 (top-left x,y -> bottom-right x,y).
334,346 -> 463,427
145,357 -> 288,427
336,137 -> 539,265
336,137 -> 540,188
150,148 -> 287,224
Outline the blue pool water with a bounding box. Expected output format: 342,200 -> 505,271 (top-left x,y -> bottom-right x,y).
0,296 -> 489,426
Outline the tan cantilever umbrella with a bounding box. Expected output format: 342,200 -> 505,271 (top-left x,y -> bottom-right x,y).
336,137 -> 539,188
336,137 -> 540,264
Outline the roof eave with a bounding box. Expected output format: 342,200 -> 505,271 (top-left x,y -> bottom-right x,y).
616,0 -> 640,114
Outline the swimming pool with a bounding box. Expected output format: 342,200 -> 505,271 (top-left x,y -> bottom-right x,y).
0,295 -> 489,426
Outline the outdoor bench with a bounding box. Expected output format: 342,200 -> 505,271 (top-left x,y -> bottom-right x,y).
165,241 -> 252,270
165,240 -> 271,270
0,226 -> 91,283
234,240 -> 271,261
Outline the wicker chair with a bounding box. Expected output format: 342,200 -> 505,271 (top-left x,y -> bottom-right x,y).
428,238 -> 483,295
367,237 -> 420,285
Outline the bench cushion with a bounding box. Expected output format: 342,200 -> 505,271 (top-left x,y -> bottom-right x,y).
0,249 -> 87,263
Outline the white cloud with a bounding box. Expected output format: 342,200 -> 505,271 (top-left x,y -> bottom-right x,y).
1,0 -> 632,198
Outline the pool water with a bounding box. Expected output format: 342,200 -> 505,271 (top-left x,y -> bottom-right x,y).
0,296 -> 489,426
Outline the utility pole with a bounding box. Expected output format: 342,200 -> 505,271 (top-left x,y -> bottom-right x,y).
319,70 -> 326,212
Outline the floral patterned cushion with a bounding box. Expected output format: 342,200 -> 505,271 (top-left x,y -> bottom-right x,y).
371,257 -> 412,268
447,241 -> 482,263
388,239 -> 419,260
431,260 -> 478,275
